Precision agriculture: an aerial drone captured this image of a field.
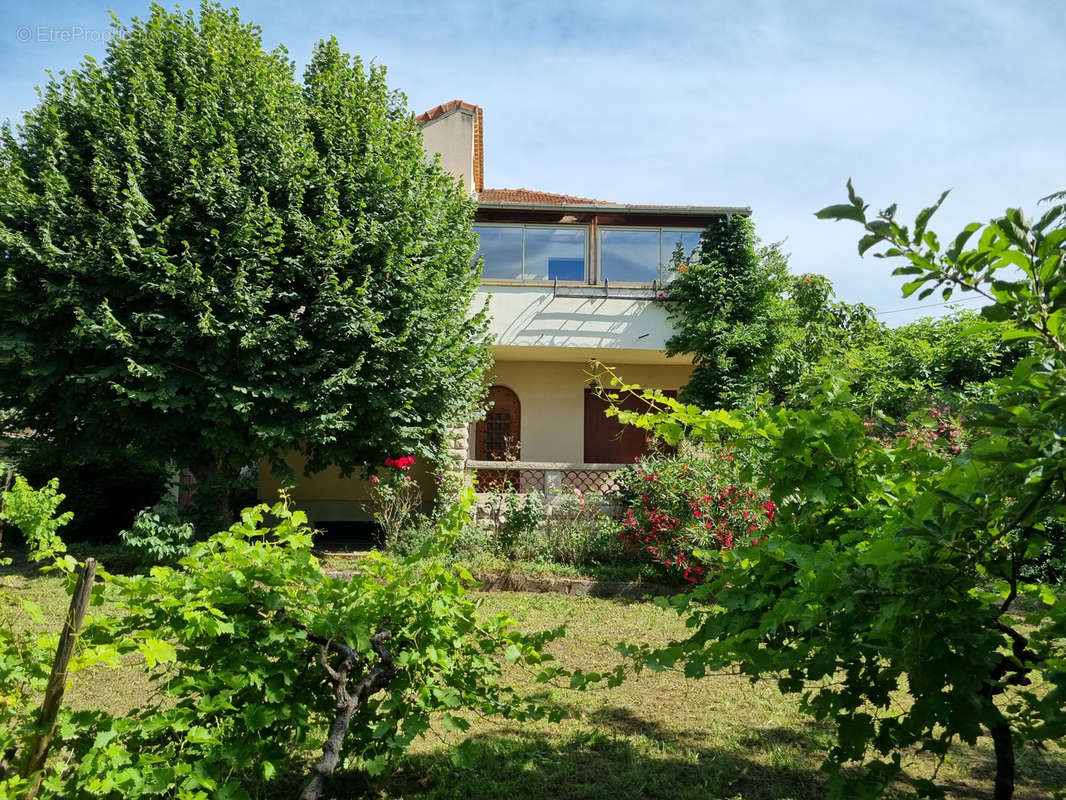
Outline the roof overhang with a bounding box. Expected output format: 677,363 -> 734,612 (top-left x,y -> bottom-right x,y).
477,201 -> 751,215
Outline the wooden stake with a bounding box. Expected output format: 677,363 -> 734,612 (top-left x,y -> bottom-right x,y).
20,557 -> 97,798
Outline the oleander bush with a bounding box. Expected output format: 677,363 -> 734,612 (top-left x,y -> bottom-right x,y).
613,451 -> 772,583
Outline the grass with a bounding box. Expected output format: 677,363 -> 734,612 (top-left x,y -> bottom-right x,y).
2,563 -> 1064,799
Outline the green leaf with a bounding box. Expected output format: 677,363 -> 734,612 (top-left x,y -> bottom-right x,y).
139,637 -> 177,668
815,204 -> 867,223
185,726 -> 214,745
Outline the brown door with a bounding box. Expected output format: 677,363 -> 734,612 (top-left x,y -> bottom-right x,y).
476,386 -> 521,461
584,387 -> 676,464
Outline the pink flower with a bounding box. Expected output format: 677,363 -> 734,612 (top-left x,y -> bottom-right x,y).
370,476 -> 379,484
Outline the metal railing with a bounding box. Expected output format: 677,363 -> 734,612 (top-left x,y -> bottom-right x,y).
467,460 -> 626,499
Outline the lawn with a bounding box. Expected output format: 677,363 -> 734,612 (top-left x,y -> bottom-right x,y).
2,565 -> 1064,800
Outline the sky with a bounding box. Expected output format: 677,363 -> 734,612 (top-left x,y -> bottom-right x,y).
2,0 -> 1064,325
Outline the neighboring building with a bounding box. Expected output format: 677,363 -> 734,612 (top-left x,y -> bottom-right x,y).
259,100 -> 749,520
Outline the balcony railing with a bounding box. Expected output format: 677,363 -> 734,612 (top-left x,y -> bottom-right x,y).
467,460 -> 625,499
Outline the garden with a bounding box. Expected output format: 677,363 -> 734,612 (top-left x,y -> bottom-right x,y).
1,4 -> 1065,800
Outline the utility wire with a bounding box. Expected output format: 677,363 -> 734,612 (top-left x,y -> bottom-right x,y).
873,294 -> 984,317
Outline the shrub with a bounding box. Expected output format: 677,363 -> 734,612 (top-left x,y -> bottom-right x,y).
118,500 -> 196,565
368,457 -> 423,548
613,451 -> 771,582
1,494 -> 572,798
543,491 -> 640,568
480,485 -> 546,560
0,473 -> 72,562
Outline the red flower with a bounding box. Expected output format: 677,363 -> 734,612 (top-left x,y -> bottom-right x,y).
385,455 -> 415,470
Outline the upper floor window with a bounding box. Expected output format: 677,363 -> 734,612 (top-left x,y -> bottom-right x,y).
474,224 -> 587,282
599,227 -> 702,284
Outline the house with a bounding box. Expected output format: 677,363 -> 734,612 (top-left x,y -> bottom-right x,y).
259,100 -> 749,520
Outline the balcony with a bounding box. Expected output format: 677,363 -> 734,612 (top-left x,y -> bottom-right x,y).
473,284 -> 684,363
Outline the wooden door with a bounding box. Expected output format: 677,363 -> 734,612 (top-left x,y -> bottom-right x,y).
476,386 -> 520,461
584,388 -> 676,464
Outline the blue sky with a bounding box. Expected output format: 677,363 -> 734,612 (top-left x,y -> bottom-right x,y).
2,0 -> 1064,324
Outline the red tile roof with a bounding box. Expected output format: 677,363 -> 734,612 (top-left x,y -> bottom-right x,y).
414,99 -> 479,124
478,188 -> 616,205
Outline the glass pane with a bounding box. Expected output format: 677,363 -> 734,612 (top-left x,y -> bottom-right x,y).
523,228 -> 585,282
661,230 -> 702,282
600,229 -> 661,283
474,225 -> 523,279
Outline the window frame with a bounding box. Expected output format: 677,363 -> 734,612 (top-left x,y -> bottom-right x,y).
597,225 -> 704,285
473,222 -> 591,284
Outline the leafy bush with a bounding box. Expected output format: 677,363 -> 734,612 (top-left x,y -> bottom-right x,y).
368,457 -> 423,549
613,452 -> 771,582
1,493 -> 577,798
0,471 -> 83,796
480,486 -> 546,560
613,186 -> 1066,798
542,492 -> 639,568
118,500 -> 196,565
385,480 -> 650,575
0,473 -> 72,562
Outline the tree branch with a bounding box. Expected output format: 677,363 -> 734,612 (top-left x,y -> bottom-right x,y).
299,629 -> 398,800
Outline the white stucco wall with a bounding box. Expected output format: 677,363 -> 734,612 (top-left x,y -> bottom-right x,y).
421,111 -> 474,193
475,285 -> 686,361
479,360 -> 693,463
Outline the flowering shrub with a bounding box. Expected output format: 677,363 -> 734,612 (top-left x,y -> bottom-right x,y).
613,451 -> 772,582
895,400 -> 965,455
369,456 -> 422,547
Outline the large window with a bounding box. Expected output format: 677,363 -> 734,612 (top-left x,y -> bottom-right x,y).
474,224 -> 587,282
599,227 -> 702,284
474,223 -> 703,285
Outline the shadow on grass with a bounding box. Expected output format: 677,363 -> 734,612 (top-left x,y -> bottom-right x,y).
340,709 -> 1066,800
917,738 -> 1066,800
356,722 -> 830,800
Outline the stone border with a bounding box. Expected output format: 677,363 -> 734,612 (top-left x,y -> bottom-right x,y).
473,571 -> 685,599
322,562 -> 685,600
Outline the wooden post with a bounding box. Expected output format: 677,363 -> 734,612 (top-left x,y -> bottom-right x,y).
20,558 -> 97,798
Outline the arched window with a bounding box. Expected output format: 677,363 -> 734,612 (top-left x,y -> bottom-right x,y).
476,385 -> 521,461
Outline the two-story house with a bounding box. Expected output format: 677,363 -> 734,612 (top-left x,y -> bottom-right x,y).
259,100 -> 749,521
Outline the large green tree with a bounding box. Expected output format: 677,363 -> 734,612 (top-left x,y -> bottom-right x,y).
665,215 -> 791,409
618,186 -> 1066,799
0,4 -> 489,508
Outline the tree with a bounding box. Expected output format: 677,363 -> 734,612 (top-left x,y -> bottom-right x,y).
665,215 -> 791,409
780,303 -> 1028,419
766,272 -> 879,403
614,185 -> 1066,799
0,4 -> 489,515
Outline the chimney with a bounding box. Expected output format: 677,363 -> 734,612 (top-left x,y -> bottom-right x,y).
415,100 -> 483,195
